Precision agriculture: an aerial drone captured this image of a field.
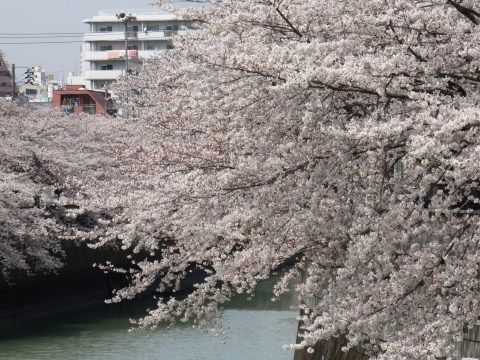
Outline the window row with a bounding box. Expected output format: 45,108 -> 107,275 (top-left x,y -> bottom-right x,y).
96,43 -> 172,51
99,24 -> 180,32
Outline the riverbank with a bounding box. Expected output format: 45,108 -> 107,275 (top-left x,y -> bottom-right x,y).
0,272 -> 299,360
0,240 -> 129,328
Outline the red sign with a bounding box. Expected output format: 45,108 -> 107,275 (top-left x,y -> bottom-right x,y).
128,50 -> 138,57
107,50 -> 138,59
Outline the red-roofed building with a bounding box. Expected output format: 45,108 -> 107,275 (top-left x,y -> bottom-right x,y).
52,85 -> 115,115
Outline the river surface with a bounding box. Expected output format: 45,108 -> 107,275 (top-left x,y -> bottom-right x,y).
0,278 -> 299,360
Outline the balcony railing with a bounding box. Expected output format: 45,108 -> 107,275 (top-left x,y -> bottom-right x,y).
126,31 -> 138,39
83,50 -> 141,61
62,104 -> 96,115
83,31 -> 125,42
83,30 -> 185,42
83,51 -> 110,61
82,104 -> 96,114
84,70 -> 124,80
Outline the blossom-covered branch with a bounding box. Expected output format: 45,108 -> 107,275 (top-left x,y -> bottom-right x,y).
77,0 -> 480,358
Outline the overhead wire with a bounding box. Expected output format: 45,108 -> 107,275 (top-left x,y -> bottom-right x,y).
0,41 -> 85,45
0,35 -> 85,39
0,31 -> 116,45
0,32 -> 85,35
0,31 -> 141,36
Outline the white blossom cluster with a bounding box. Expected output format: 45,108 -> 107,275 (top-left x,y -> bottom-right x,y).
72,0 -> 480,358
100,0 -> 480,359
0,101 -> 120,279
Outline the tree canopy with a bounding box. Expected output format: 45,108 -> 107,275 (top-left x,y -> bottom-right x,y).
2,0 -> 479,358
0,101 -> 119,279
80,0 -> 480,358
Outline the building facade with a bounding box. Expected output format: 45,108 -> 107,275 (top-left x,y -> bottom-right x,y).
52,85 -> 114,115
19,66 -> 54,103
0,51 -> 15,99
82,9 -> 190,90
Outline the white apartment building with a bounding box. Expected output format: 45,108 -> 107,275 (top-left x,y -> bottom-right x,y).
20,66 -> 61,103
81,9 -> 190,90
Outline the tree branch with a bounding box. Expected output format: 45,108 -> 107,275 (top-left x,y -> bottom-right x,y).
447,0 -> 480,25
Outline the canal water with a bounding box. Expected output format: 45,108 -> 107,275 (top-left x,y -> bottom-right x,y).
0,278 -> 299,360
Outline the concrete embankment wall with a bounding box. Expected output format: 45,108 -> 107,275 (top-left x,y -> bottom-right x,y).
458,326 -> 480,359
0,240 -> 129,327
293,337 -> 369,360
293,310 -> 480,360
0,240 -> 207,328
293,308 -> 369,360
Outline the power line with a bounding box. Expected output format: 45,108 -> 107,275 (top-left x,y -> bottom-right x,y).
0,33 -> 131,40
0,34 -> 119,39
0,35 -> 85,39
0,31 -> 167,44
0,40 -> 84,45
0,30 -> 168,38
0,32 -> 85,36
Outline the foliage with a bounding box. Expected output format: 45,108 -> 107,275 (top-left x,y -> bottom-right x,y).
82,0 -> 480,358
0,101 -> 118,279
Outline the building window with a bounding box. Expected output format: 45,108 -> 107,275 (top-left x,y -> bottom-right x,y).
100,64 -> 113,71
127,44 -> 138,50
0,71 -> 10,76
100,45 -> 113,51
99,26 -> 113,32
146,24 -> 160,31
25,89 -> 38,95
146,41 -> 163,50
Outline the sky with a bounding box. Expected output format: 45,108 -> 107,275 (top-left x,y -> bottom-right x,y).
0,0 -> 158,82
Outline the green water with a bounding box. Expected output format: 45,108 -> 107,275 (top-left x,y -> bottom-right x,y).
0,278 -> 299,360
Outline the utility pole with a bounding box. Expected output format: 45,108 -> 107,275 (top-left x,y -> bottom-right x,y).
116,12 -> 137,75
124,20 -> 129,73
104,84 -> 109,115
11,64 -> 16,100
116,11 -> 137,117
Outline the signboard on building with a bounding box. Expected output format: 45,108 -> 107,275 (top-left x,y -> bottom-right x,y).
107,50 -> 138,59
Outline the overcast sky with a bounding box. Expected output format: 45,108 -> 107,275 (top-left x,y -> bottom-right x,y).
0,0 -> 158,82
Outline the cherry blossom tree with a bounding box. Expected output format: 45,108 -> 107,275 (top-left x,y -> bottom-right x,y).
0,101 -> 120,279
79,0 -> 480,358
